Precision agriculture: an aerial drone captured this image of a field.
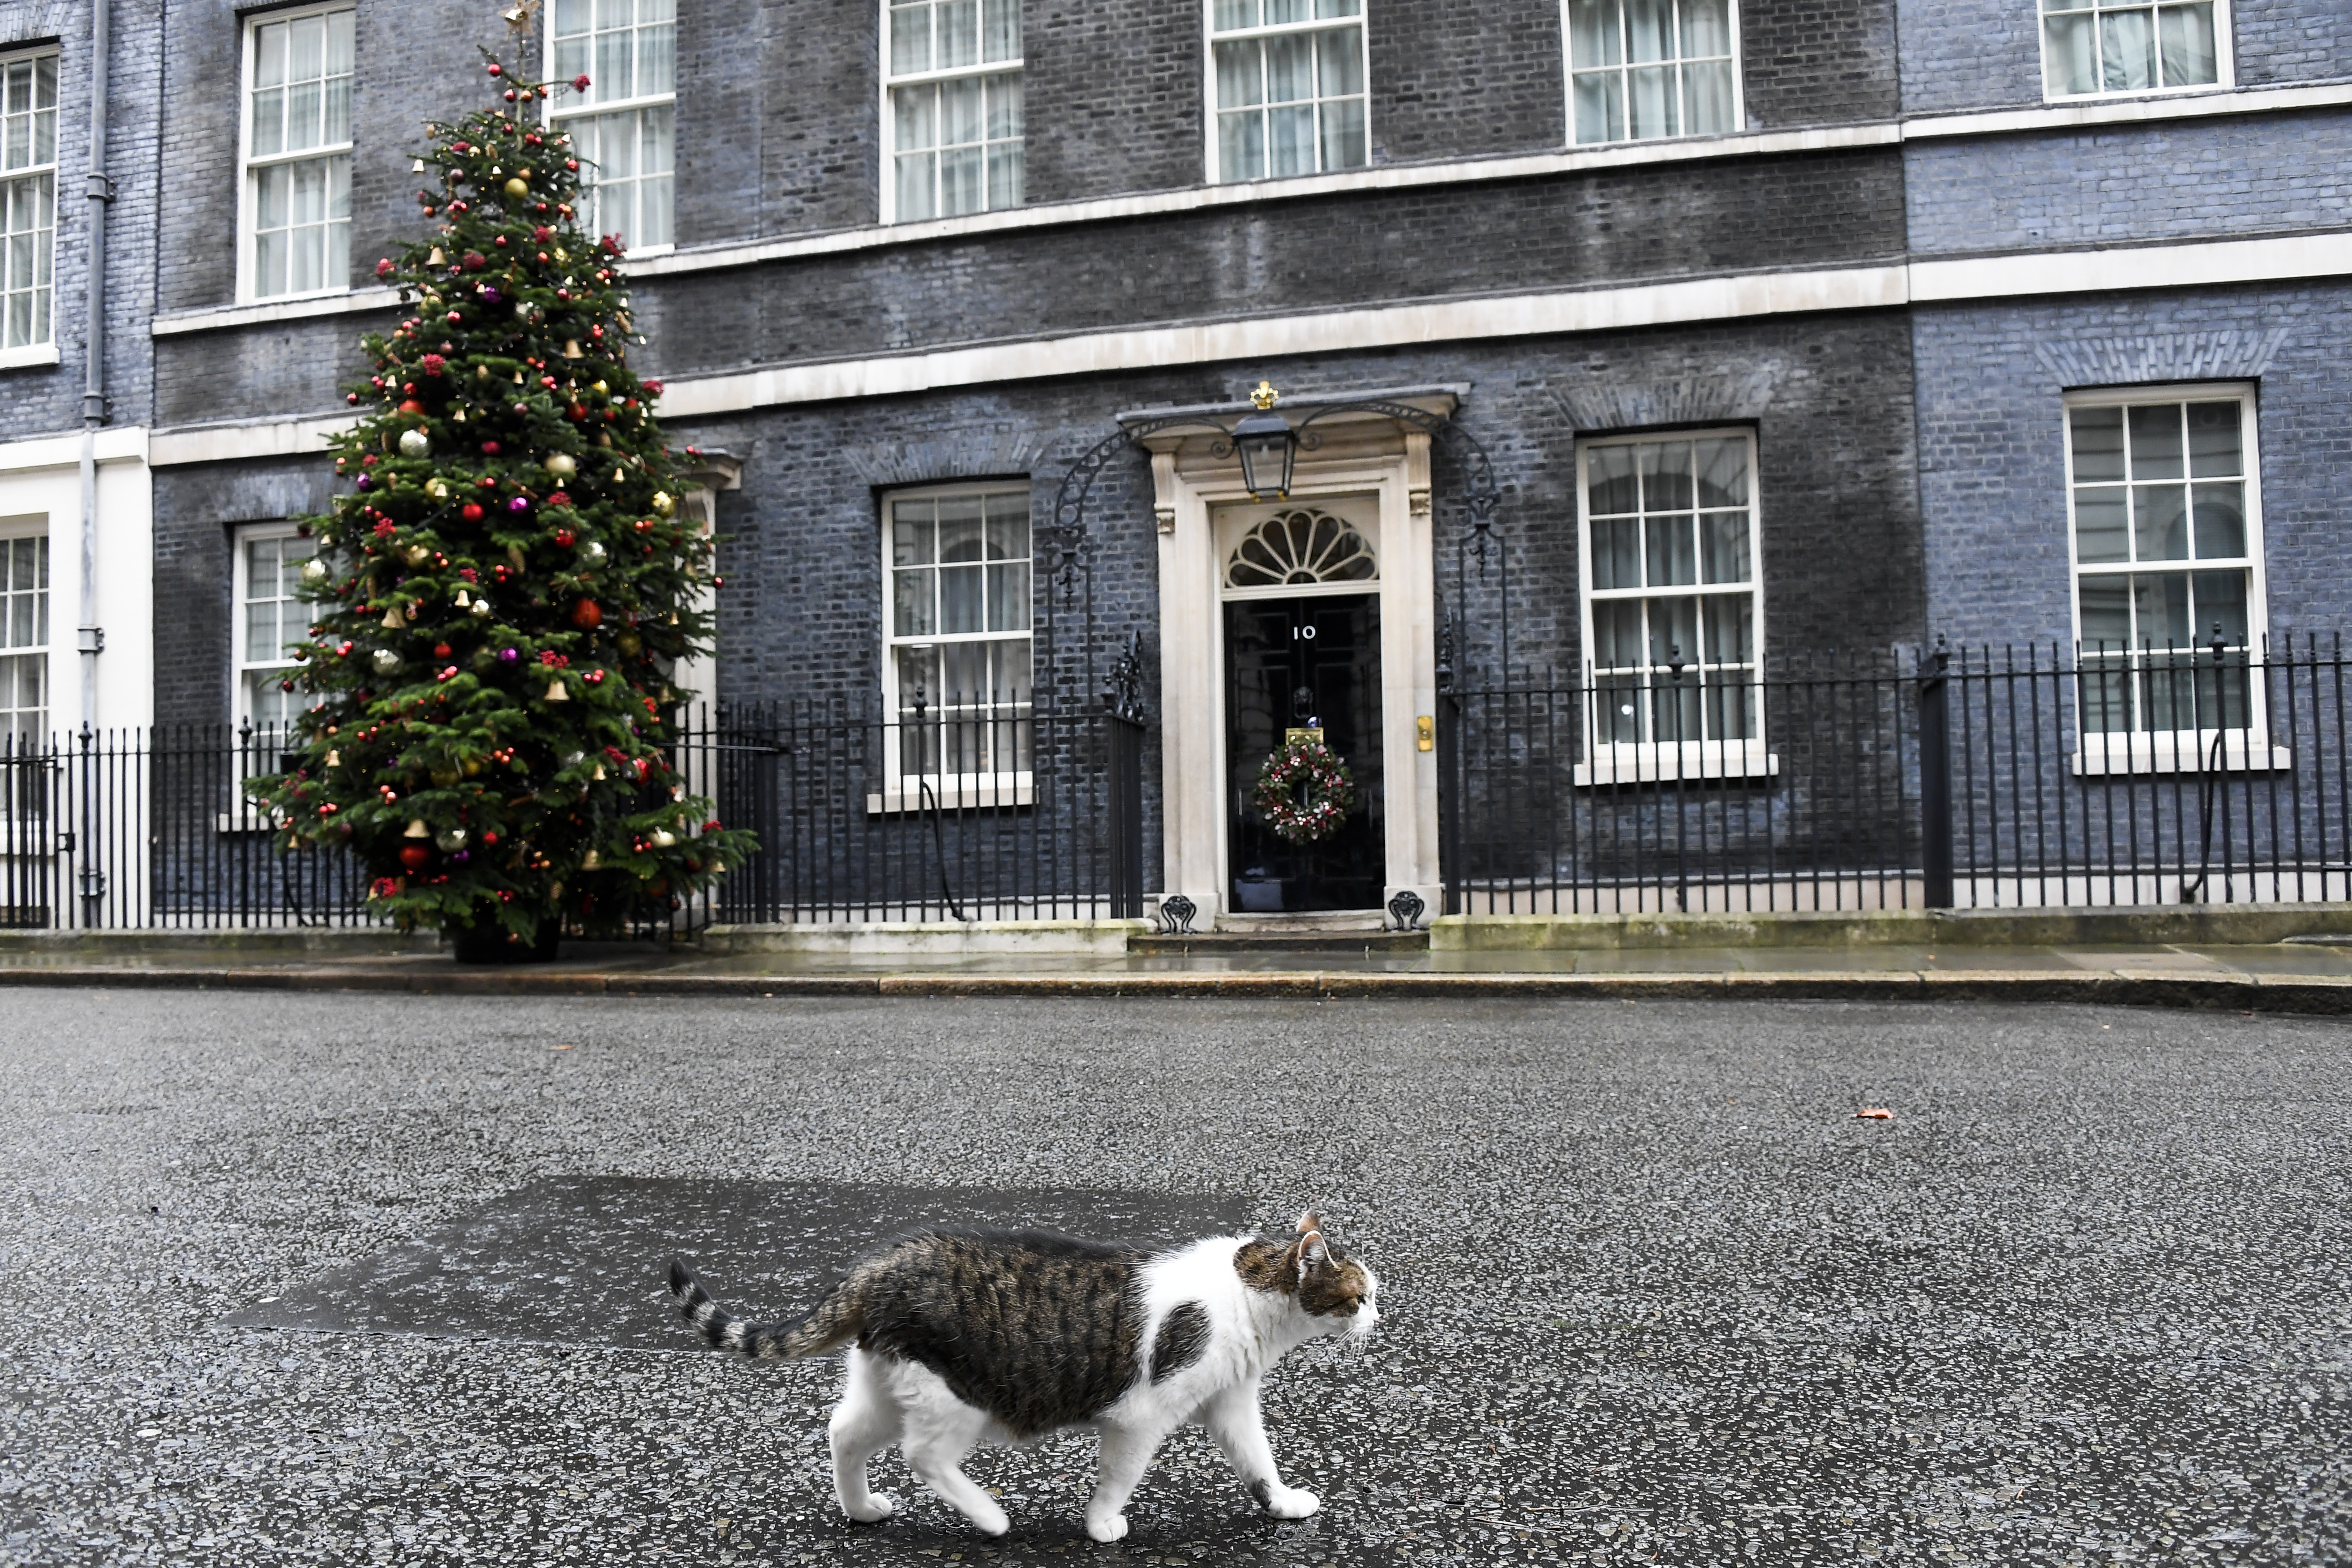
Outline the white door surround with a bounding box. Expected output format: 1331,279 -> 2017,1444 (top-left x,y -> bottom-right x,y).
1125,388 -> 1458,925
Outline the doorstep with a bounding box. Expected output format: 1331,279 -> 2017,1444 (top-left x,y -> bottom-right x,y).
1431,904 -> 2352,951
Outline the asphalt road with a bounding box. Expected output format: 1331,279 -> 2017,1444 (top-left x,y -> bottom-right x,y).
1,991 -> 2347,1567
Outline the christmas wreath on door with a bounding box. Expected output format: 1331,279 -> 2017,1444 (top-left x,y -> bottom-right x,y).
1253,730 -> 1358,845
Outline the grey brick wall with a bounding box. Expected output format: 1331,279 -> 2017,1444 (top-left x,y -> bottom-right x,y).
152,458 -> 340,724
0,0 -> 162,442
1367,0 -> 1566,162
2235,0 -> 2352,86
683,314 -> 1925,712
1900,0 -> 2352,116
1905,107 -> 2352,254
1911,282 -> 2352,647
1022,0 -> 1202,202
1743,0 -> 1902,128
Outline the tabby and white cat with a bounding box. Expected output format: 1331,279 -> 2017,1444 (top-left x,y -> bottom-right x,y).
666,1210 -> 1378,1542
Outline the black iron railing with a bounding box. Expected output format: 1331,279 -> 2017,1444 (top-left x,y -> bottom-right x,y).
1440,637 -> 2352,915
668,695 -> 1149,928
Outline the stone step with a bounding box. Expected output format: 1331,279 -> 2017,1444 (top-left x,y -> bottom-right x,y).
1129,928 -> 1429,954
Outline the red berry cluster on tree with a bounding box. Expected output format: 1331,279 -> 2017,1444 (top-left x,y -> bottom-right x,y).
256,54 -> 754,949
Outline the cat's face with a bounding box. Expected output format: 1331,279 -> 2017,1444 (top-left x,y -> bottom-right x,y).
1238,1211 -> 1382,1339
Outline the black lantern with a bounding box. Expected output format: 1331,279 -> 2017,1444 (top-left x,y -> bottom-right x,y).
1232,381 -> 1296,501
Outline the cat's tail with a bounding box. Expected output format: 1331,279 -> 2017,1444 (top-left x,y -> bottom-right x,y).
665,1257 -> 863,1362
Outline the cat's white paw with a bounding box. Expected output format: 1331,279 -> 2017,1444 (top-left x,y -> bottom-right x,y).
967,1500 -> 1010,1537
843,1491 -> 897,1524
1265,1485 -> 1321,1520
1086,1511 -> 1129,1543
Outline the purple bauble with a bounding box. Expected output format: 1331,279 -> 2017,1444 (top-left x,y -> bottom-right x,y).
507,496 -> 529,512
355,476 -> 372,490
480,285 -> 502,304
497,646 -> 519,664
450,849 -> 471,864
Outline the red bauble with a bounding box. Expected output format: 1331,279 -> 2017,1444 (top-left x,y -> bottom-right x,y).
570,598 -> 602,630
433,642 -> 452,660
461,503 -> 485,523
399,843 -> 433,873
397,399 -> 426,415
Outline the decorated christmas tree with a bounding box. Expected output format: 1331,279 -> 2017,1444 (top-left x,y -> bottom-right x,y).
255,54 -> 754,959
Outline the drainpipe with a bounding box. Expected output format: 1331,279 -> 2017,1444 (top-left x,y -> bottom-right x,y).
77,0 -> 112,729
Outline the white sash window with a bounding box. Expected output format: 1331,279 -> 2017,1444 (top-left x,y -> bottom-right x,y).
240,5 -> 353,302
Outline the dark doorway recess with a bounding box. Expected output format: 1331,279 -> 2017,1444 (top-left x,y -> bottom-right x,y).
1225,593 -> 1384,913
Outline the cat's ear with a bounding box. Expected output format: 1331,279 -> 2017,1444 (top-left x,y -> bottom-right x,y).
1296,1227 -> 1330,1280
1295,1210 -> 1324,1237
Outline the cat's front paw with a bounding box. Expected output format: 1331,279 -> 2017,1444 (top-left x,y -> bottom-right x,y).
843,1491 -> 898,1524
967,1499 -> 1010,1537
1264,1485 -> 1321,1520
1085,1511 -> 1129,1543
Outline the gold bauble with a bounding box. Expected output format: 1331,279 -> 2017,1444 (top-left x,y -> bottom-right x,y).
544,453 -> 577,477
650,491 -> 675,516
429,767 -> 459,787
503,177 -> 528,199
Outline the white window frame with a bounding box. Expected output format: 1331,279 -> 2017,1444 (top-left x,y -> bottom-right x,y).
544,0 -> 678,257
232,522 -> 318,735
0,46 -> 59,365
2061,382 -> 2283,775
879,0 -> 1025,225
1575,427 -> 1775,785
235,1 -> 355,306
1203,0 -> 1372,186
874,481 -> 1035,813
1560,0 -> 1744,148
2037,0 -> 2232,103
0,517 -> 49,749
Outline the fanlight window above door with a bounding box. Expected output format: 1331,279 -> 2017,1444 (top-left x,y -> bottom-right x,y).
1224,507 -> 1378,589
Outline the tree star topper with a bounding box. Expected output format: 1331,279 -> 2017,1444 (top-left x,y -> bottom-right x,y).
502,0 -> 540,38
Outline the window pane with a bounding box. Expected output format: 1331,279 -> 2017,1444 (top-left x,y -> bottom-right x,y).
1700,592 -> 1752,665
1628,64 -> 1677,138
1681,0 -> 1731,57
1625,0 -> 1671,63
1316,26 -> 1363,96
2184,401 -> 2241,477
938,564 -> 984,633
1219,110 -> 1264,181
895,644 -> 940,710
1644,514 -> 1696,587
1568,0 -> 1622,67
1264,32 -> 1312,103
894,567 -> 935,636
2073,486 -> 2129,563
2193,569 -> 2248,647
1592,517 -> 1639,591
1593,599 -> 1645,670
1648,595 -> 1699,666
2069,406 -> 2125,482
987,70 -> 1022,140
1573,70 -> 1625,143
893,506 -> 934,565
1213,0 -> 1257,30
2078,574 -> 2131,651
1268,103 -> 1315,178
936,498 -> 984,561
986,561 -> 1029,632
985,499 -> 1028,559
891,0 -> 931,74
2133,571 -> 2190,649
2100,7 -> 2156,91
1639,441 -> 1693,511
2190,482 -> 2244,559
894,83 -> 938,151
1700,513 -> 1749,584
1692,438 -> 1747,506
2126,403 -> 2183,480
987,138 -> 1023,208
2132,483 -> 2188,562
940,0 -> 979,68
2157,2 -> 2216,86
1683,60 -> 1735,135
2043,13 -> 2097,95
1319,95 -> 1365,171
941,74 -> 983,147
983,0 -> 1021,61
1215,39 -> 1263,109
1588,442 -> 1638,513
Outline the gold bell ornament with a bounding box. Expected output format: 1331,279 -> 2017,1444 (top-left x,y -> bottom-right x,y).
427,246 -> 446,266
403,818 -> 430,839
581,848 -> 601,869
381,605 -> 406,629
454,588 -> 471,606
564,340 -> 584,360
544,678 -> 570,703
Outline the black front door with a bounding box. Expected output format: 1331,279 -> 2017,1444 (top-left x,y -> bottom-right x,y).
1226,593 -> 1383,913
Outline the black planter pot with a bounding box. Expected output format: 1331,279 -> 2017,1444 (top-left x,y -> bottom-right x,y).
451,921 -> 561,965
